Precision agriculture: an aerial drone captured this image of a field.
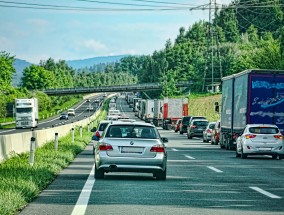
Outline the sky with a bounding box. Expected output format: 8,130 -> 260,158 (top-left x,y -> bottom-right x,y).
0,0 -> 231,64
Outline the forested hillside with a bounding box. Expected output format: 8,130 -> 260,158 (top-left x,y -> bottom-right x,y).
1,0 -> 283,118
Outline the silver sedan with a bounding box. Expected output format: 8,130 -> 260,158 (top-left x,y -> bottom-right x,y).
94,121 -> 168,180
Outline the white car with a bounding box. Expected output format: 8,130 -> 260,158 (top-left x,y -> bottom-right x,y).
67,108 -> 75,116
202,122 -> 216,143
236,124 -> 284,159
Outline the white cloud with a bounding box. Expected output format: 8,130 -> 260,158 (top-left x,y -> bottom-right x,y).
82,39 -> 108,52
26,19 -> 49,27
0,36 -> 15,52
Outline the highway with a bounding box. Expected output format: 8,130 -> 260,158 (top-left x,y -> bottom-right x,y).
20,96 -> 284,215
0,94 -> 104,135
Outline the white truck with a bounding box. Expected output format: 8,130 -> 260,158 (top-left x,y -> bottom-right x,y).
15,98 -> 38,128
144,99 -> 155,123
153,99 -> 164,127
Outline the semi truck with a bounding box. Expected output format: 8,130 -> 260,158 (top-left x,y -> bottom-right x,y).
162,98 -> 188,130
153,99 -> 164,127
218,69 -> 284,150
144,99 -> 155,123
15,98 -> 38,128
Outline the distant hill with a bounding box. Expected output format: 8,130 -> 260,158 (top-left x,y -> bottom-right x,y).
66,55 -> 128,69
12,55 -> 128,86
13,59 -> 32,86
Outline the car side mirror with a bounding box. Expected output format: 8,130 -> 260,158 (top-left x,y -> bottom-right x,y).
161,137 -> 168,143
91,127 -> 96,132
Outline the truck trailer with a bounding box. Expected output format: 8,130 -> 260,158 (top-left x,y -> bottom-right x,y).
219,69 -> 284,150
162,98 -> 188,130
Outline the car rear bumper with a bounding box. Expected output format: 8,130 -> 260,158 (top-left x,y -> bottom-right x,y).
96,153 -> 166,172
243,146 -> 284,155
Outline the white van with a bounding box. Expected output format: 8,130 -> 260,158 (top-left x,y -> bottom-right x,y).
67,108 -> 76,116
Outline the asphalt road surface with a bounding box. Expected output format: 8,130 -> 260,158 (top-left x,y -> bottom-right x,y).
20,96 -> 284,215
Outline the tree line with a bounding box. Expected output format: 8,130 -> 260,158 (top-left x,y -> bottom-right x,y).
1,0 -> 284,117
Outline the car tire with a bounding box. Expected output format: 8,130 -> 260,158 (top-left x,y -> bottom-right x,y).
279,155 -> 284,160
155,169 -> 166,180
241,148 -> 247,159
211,138 -> 214,145
236,148 -> 240,157
94,167 -> 104,179
202,137 -> 206,143
272,154 -> 277,159
180,131 -> 183,135
188,135 -> 192,139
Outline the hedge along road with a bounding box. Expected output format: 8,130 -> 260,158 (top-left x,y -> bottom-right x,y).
20,96 -> 284,215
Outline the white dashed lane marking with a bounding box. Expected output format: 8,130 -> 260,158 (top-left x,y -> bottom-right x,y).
185,155 -> 195,160
250,187 -> 281,199
207,166 -> 223,173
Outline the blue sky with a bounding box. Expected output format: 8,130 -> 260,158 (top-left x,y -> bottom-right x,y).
0,0 -> 231,63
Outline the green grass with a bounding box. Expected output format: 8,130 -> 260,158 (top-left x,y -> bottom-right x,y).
0,99 -> 110,215
188,94 -> 222,122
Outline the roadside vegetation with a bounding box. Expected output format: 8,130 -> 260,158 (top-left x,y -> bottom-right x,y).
188,93 -> 222,122
0,100 -> 109,215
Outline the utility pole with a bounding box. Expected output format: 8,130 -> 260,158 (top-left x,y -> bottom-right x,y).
209,0 -> 215,93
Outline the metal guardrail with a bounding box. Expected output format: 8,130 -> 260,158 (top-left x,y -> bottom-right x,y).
42,82 -> 192,96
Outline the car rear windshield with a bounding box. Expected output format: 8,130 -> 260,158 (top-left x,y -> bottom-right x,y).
182,117 -> 191,123
106,125 -> 159,139
98,123 -> 109,131
193,121 -> 208,126
209,123 -> 215,129
249,127 -> 279,134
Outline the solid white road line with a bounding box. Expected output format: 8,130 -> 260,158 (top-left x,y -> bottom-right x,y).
185,155 -> 195,160
0,129 -> 16,134
207,166 -> 223,173
172,148 -> 178,151
250,187 -> 281,199
71,164 -> 96,215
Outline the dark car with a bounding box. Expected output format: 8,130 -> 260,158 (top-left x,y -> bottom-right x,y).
174,119 -> 181,133
180,116 -> 191,134
187,119 -> 209,139
59,113 -> 69,120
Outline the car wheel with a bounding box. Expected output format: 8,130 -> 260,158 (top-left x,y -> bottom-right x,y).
188,135 -> 192,139
241,148 -> 247,159
236,148 -> 240,157
279,155 -> 284,160
211,137 -> 214,145
272,154 -> 277,159
202,136 -> 206,143
155,169 -> 166,180
180,131 -> 183,134
94,167 -> 104,179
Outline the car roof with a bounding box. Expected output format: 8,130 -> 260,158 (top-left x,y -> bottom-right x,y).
246,124 -> 279,128
191,119 -> 209,122
99,120 -> 111,124
109,121 -> 155,127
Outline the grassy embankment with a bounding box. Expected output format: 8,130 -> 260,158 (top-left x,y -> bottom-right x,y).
0,100 -> 109,215
187,93 -> 222,122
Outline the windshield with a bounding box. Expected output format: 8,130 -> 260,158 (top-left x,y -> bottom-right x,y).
16,108 -> 32,113
106,125 -> 158,139
98,123 -> 109,131
249,127 -> 279,134
193,121 -> 208,126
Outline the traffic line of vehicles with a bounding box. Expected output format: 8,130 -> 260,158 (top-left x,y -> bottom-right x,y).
174,69 -> 284,160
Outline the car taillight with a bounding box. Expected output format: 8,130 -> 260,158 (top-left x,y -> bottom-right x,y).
274,135 -> 283,139
150,145 -> 165,153
207,129 -> 211,133
99,144 -> 113,151
95,131 -> 101,138
245,134 -> 256,139
190,125 -> 196,129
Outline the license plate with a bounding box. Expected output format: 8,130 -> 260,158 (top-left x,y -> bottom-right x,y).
121,147 -> 144,153
258,148 -> 271,151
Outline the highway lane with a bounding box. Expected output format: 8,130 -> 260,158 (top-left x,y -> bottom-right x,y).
20,96 -> 284,215
0,94 -> 104,135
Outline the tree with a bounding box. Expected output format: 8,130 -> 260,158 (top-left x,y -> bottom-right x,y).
0,51 -> 16,90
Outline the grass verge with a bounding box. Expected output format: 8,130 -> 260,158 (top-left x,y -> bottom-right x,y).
0,99 -> 110,215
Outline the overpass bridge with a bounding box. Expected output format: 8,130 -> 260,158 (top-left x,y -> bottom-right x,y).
42,82 -> 192,96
